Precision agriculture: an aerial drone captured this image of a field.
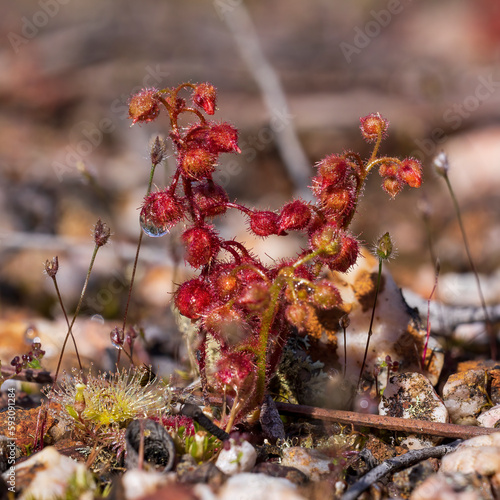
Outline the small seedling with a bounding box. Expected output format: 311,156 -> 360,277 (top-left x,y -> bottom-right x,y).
45,365 -> 170,459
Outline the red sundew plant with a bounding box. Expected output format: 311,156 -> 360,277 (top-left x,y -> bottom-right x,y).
128,83 -> 422,429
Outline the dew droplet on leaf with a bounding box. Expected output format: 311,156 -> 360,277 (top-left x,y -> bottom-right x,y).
140,213 -> 170,237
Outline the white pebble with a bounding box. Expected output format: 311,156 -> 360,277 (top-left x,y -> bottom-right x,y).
379,372 -> 448,449
121,469 -> 173,500
215,438 -> 257,475
442,369 -> 488,425
2,446 -> 93,500
440,446 -> 500,477
477,404 -> 500,428
281,446 -> 331,481
218,473 -> 306,500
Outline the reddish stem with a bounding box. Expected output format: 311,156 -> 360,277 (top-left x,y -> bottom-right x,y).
422,261 -> 440,369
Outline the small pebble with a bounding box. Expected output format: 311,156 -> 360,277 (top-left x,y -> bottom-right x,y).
178,459 -> 227,488
441,446 -> 500,477
2,446 -> 94,499
453,431 -> 500,450
477,404 -> 500,428
280,446 -> 332,481
217,472 -> 306,500
253,462 -> 309,486
121,469 -> 173,500
411,432 -> 500,499
379,372 -> 448,449
215,438 -> 257,475
442,369 -> 488,425
260,394 -> 286,442
411,471 -> 492,500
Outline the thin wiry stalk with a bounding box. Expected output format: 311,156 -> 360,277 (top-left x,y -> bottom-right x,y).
55,244 -> 99,384
443,172 -> 496,359
358,259 -> 383,390
119,163 -> 158,364
342,320 -> 348,379
422,261 -> 440,370
418,197 -> 446,334
50,274 -> 82,371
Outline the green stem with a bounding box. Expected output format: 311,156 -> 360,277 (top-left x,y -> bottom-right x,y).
254,277 -> 285,402
364,156 -> 398,176
254,252 -> 324,394
292,248 -> 323,269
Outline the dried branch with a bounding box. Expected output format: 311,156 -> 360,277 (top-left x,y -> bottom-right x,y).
341,439 -> 461,500
170,391 -> 500,441
274,402 -> 499,440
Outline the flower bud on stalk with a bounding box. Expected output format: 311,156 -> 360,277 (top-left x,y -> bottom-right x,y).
140,191 -> 183,237
110,327 -> 124,349
94,219 -> 111,247
179,148 -> 217,180
150,136 -> 168,166
374,232 -> 395,261
285,302 -> 315,334
129,88 -> 160,125
359,112 -> 389,142
311,280 -> 342,309
192,82 -> 217,115
382,177 -> 403,198
398,158 -> 422,188
44,256 -> 59,278
309,223 -> 341,256
432,151 -> 450,177
315,154 -> 349,185
193,182 -> 229,217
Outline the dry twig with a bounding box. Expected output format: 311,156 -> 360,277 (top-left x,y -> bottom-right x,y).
341,439 -> 461,500
275,402 -> 499,440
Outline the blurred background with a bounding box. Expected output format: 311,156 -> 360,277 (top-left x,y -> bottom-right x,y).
0,0 -> 499,371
